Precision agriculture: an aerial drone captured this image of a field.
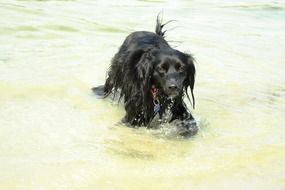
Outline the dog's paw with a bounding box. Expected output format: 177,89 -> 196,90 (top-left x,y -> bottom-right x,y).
174,119 -> 198,138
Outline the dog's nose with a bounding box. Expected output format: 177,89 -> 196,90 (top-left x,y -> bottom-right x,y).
168,84 -> 178,90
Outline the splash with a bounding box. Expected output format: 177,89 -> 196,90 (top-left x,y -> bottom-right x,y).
161,98 -> 174,123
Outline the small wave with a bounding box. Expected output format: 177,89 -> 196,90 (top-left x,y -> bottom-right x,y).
222,3 -> 285,11
45,25 -> 79,32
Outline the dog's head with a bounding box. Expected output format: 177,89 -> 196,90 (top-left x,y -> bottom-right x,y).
153,50 -> 195,99
135,48 -> 196,107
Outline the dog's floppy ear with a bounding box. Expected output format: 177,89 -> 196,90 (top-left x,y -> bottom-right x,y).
123,48 -> 155,89
184,54 -> 196,108
125,48 -> 155,122
135,48 -> 155,88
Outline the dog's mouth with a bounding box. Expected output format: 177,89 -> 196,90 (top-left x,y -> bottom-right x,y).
164,89 -> 180,98
167,92 -> 179,98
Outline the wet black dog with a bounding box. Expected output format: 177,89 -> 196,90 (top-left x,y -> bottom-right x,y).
93,17 -> 198,137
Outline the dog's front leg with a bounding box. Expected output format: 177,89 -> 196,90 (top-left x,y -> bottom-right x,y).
123,98 -> 146,127
171,101 -> 198,137
173,116 -> 198,137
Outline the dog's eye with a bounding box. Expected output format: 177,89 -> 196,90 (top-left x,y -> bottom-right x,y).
175,64 -> 182,70
156,63 -> 168,74
175,64 -> 185,74
161,63 -> 169,71
157,67 -> 165,74
176,63 -> 186,72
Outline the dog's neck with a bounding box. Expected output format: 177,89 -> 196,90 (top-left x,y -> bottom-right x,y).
150,85 -> 176,122
150,85 -> 159,101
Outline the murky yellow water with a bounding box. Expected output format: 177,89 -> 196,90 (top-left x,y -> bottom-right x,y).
0,0 -> 285,189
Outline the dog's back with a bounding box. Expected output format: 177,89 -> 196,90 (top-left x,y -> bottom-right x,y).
119,17 -> 170,52
120,31 -> 170,52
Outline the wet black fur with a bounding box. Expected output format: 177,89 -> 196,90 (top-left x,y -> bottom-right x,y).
92,17 -> 198,137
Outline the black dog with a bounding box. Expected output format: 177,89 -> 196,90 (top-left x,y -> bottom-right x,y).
93,17 -> 198,137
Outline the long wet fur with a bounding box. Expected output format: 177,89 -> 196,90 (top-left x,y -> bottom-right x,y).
92,15 -> 198,137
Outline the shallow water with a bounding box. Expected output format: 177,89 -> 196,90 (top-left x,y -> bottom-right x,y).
0,0 -> 285,189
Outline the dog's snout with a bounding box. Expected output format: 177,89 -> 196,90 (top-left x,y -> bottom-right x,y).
168,84 -> 178,90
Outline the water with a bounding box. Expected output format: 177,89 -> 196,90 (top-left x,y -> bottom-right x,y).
0,0 -> 285,189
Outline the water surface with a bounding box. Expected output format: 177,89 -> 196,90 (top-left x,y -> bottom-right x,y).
0,0 -> 285,189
